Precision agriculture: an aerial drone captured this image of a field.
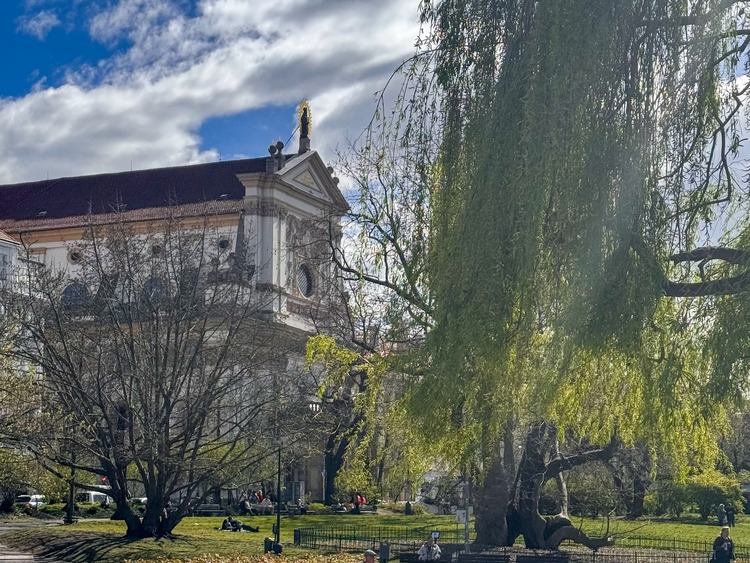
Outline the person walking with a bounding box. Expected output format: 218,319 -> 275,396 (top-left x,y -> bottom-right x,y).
726,502 -> 736,527
363,549 -> 377,563
713,526 -> 735,563
718,503 -> 728,526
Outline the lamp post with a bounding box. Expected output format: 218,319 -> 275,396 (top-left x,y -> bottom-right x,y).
275,446 -> 282,546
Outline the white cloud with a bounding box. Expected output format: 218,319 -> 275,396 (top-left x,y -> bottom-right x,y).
0,0 -> 422,183
17,9 -> 61,40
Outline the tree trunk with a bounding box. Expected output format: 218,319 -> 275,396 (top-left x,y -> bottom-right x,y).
511,423 -> 551,548
473,455 -> 510,546
506,423 -> 615,550
553,440 -> 569,517
554,473 -> 569,517
628,475 -> 646,519
324,434 -> 347,506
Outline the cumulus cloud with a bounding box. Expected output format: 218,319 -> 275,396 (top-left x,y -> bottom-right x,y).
17,9 -> 61,40
0,0 -> 422,183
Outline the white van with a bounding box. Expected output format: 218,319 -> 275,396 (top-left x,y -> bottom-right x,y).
76,491 -> 114,504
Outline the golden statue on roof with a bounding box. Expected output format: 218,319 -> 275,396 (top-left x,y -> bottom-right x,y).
298,100 -> 311,139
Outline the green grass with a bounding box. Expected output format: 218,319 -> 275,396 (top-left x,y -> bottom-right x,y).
573,514 -> 748,543
0,512 -> 460,563
1,512 -> 748,563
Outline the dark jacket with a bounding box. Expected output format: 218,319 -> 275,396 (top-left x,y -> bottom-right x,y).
713,535 -> 735,563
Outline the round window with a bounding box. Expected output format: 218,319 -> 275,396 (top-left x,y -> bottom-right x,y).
296,264 -> 314,297
67,249 -> 83,265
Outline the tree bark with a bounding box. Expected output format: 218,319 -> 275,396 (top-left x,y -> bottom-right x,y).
507,423 -> 617,550
473,455 -> 510,546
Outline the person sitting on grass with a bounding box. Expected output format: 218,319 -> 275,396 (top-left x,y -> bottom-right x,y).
221,515 -> 240,531
220,515 -> 260,532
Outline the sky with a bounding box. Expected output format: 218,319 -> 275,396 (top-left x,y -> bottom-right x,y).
0,0 -> 422,185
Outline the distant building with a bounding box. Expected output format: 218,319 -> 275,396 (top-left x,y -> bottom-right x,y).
0,144 -> 347,333
0,230 -> 20,290
0,136 -> 347,502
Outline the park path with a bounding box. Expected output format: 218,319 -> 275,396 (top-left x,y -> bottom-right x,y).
0,519 -> 65,562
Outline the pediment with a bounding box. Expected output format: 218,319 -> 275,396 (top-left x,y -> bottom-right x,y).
276,151 -> 348,212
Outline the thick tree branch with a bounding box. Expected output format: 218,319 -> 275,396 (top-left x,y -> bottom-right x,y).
670,247 -> 749,265
545,524 -> 614,551
664,272 -> 750,297
545,437 -> 619,479
666,247 -> 750,296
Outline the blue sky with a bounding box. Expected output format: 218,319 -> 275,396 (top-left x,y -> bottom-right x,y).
0,0 -> 420,183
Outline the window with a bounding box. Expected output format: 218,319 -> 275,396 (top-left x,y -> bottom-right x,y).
67,248 -> 83,265
217,236 -> 231,251
0,252 -> 8,281
142,277 -> 167,303
61,283 -> 90,311
296,264 -> 314,297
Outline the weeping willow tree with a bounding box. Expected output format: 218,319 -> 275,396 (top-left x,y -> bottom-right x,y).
420,0 -> 750,549
338,0 -> 750,550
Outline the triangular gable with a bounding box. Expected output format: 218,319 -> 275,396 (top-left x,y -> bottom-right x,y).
0,230 -> 20,246
276,151 -> 349,213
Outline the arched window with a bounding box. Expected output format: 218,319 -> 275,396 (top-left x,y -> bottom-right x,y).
61,283 -> 90,311
142,277 -> 167,303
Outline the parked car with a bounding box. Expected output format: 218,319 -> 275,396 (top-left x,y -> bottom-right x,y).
15,494 -> 46,509
76,491 -> 114,504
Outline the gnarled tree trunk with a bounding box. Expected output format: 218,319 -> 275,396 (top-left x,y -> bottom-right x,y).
506,423 -> 615,550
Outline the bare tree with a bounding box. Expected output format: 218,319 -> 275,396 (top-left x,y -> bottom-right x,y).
1,213 -> 311,538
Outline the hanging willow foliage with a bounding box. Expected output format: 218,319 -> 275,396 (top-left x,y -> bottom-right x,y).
390,0 -> 750,464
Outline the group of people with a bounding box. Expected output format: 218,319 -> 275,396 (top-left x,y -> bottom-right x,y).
361,536 -> 442,563
717,503 -> 737,527
237,489 -> 277,516
220,515 -> 259,533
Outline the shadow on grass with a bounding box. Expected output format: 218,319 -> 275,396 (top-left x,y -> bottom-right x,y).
9,530 -> 200,563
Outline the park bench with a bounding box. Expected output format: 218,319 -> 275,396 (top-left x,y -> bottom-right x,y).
457,552 -> 510,563
194,503 -> 225,516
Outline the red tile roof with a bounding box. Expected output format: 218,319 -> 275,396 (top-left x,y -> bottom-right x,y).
0,158 -> 267,226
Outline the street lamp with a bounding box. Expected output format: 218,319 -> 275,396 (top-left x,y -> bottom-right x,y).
275,446 -> 282,547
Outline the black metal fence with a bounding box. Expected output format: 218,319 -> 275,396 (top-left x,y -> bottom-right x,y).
294,526 -> 748,562
295,524 -> 470,554
606,537 -> 749,558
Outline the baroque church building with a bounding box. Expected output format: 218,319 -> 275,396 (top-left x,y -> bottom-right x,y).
0,125 -> 348,504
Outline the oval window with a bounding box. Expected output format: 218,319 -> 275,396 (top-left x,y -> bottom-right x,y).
296,264 -> 314,297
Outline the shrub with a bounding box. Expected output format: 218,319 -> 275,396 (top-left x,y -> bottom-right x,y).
687,470 -> 743,521
644,480 -> 691,517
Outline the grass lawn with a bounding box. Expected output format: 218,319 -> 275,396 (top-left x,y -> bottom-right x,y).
1,512 -> 748,563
